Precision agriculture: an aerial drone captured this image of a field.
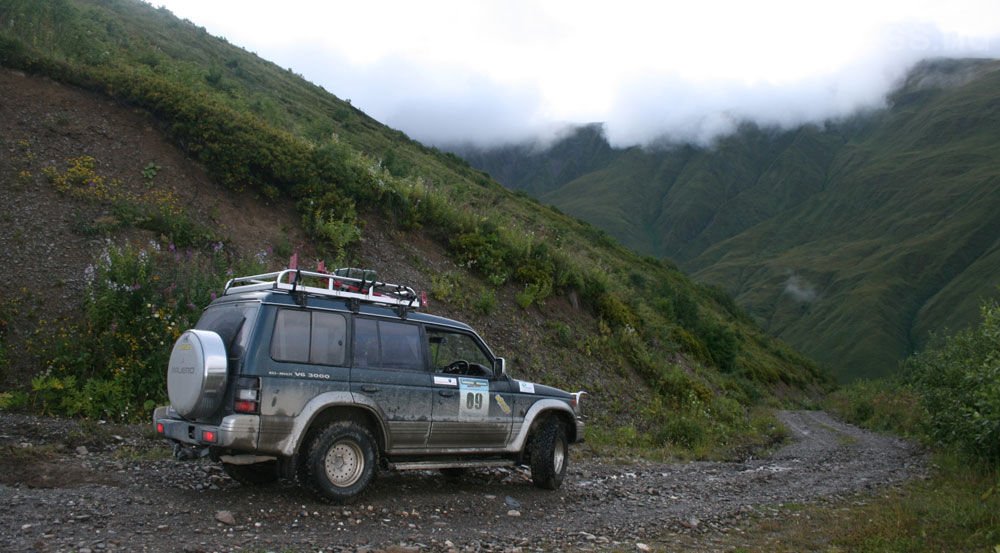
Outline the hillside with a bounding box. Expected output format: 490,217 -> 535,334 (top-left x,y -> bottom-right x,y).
0,0 -> 825,452
456,59 -> 1000,380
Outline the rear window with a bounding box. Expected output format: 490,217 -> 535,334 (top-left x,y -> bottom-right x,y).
270,309 -> 347,366
195,303 -> 258,360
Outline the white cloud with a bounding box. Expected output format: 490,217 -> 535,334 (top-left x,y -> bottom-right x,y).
154,0 -> 1000,148
784,274 -> 819,303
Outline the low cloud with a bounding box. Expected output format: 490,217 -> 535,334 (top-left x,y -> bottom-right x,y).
602,22 -> 1000,148
166,3 -> 1000,150
784,274 -> 819,303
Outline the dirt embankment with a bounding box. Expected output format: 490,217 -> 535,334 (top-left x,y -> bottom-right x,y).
0,410 -> 925,552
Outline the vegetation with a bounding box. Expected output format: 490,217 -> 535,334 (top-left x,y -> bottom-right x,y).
813,297 -> 1000,551
461,59 -> 1000,382
731,453 -> 999,553
28,241 -> 266,421
0,0 -> 825,445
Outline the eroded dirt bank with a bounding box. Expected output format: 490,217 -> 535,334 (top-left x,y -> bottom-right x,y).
0,410 -> 924,552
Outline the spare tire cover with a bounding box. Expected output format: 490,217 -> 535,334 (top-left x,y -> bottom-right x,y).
167,329 -> 228,419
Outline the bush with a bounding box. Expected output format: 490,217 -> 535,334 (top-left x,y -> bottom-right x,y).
473,289 -> 497,315
32,241 -> 267,421
905,299 -> 1000,462
825,379 -> 926,437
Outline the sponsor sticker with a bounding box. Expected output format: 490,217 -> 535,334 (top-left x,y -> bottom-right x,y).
518,381 -> 535,394
434,376 -> 458,386
494,394 -> 512,415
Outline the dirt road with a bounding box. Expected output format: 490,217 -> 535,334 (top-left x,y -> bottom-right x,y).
0,411 -> 924,552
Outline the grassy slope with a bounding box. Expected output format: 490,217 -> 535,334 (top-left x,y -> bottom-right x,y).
0,0 -> 826,447
693,62 -> 1000,379
463,59 -> 1000,381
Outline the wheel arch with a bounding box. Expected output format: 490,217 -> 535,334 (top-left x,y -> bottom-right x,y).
510,399 -> 577,453
279,392 -> 389,457
302,406 -> 386,455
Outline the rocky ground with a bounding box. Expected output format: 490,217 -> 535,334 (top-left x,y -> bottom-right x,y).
0,410 -> 925,552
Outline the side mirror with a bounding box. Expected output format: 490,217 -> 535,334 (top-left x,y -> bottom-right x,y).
494,357 -> 507,376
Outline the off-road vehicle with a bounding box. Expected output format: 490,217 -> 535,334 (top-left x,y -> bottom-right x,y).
154,268 -> 585,503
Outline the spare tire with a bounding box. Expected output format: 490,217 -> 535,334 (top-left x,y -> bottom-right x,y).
167,329 -> 228,419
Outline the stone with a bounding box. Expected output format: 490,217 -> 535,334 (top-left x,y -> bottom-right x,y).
215,511 -> 236,526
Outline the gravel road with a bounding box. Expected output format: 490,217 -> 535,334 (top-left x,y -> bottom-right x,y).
0,410 -> 925,552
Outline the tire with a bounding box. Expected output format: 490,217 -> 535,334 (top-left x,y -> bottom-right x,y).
167,330 -> 228,419
529,417 -> 569,490
302,421 -> 377,504
222,460 -> 279,486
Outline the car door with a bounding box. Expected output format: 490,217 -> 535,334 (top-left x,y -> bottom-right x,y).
350,317 -> 433,451
425,327 -> 513,449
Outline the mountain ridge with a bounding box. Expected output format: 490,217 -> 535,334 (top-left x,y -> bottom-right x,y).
454,58 -> 1000,380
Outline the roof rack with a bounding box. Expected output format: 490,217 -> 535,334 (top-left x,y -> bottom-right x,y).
223,268 -> 422,311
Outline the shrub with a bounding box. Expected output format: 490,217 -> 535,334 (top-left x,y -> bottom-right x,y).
905,299 -> 1000,462
33,240 -> 266,421
655,415 -> 708,449
473,289 -> 497,315
825,379 -> 926,437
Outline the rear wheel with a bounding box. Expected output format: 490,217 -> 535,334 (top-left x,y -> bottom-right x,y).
302,421 -> 377,503
222,460 -> 279,485
529,417 -> 568,490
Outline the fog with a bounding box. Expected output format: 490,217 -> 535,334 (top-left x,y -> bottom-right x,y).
156,1 -> 1000,149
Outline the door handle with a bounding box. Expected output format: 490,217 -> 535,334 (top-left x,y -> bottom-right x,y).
361,385 -> 379,393
438,390 -> 456,397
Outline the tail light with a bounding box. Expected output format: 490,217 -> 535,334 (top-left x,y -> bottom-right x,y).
234,376 -> 261,414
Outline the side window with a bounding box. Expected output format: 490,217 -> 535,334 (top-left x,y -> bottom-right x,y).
427,328 -> 492,371
353,318 -> 380,368
271,309 -> 347,366
311,311 -> 347,366
353,319 -> 425,371
379,321 -> 423,370
271,310 -> 310,363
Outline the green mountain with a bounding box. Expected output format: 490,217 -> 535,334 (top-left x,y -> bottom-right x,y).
456,59 -> 1000,381
0,0 -> 826,447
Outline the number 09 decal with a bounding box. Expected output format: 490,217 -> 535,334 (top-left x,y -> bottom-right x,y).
458,377 -> 490,419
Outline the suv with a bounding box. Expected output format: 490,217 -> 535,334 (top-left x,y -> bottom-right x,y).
154,268 -> 585,503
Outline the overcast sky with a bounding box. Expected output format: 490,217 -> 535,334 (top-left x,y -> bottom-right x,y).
153,0 -> 1000,148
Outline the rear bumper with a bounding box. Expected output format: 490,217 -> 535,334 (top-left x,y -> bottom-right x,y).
153,405 -> 260,451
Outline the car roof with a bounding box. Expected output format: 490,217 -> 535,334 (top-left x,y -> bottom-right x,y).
210,289 -> 475,332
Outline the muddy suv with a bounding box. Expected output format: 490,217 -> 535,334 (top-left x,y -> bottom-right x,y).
154,268 -> 585,503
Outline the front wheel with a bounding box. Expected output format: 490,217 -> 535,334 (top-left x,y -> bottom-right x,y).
529,418 -> 569,490
302,421 -> 377,503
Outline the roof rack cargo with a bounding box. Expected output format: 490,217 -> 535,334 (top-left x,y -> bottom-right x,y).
224,268 -> 422,311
